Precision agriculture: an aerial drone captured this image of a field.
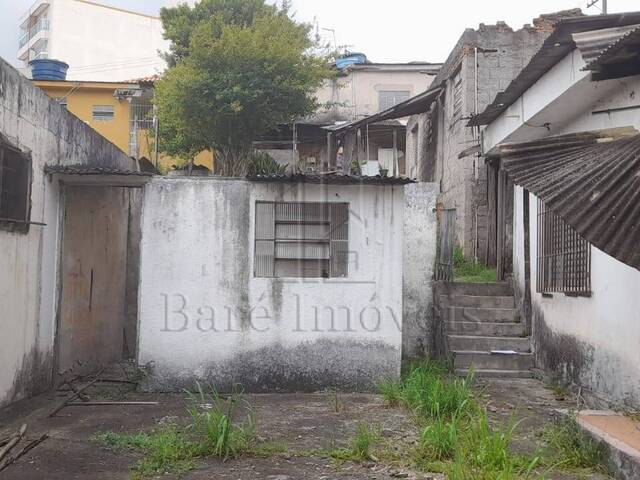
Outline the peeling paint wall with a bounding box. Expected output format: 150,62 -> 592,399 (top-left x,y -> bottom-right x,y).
513,186 -> 640,406
138,179 -> 436,391
0,58 -> 135,408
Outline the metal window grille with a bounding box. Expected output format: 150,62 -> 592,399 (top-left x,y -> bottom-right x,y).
451,69 -> 463,119
379,90 -> 411,111
129,98 -> 155,157
254,202 -> 349,278
0,144 -> 32,233
537,199 -> 591,295
92,105 -> 114,122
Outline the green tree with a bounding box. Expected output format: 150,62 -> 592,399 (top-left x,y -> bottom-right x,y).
156,0 -> 332,176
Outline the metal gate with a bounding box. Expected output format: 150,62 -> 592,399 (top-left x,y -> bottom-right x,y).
435,208 -> 456,281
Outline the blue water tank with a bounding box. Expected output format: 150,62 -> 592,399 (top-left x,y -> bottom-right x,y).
29,59 -> 69,81
335,53 -> 367,70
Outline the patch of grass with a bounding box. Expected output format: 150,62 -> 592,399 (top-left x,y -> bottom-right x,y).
247,441 -> 289,457
329,423 -> 380,462
419,414 -> 461,461
453,247 -> 497,283
542,417 -> 609,472
93,384 -> 255,478
399,361 -> 474,420
378,378 -> 403,407
91,428 -> 199,479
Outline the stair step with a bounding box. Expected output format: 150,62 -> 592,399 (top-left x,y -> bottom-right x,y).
437,282 -> 513,297
447,321 -> 525,337
456,368 -> 533,379
453,351 -> 534,371
448,335 -> 530,353
446,307 -> 520,323
441,295 -> 515,309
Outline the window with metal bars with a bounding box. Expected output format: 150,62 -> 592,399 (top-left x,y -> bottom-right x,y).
451,68 -> 463,120
537,199 -> 591,295
254,202 -> 349,278
0,143 -> 32,234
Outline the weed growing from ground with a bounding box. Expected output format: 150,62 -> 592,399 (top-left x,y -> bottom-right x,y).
92,383 -> 255,478
91,428 -> 199,479
542,416 -> 609,473
187,383 -> 255,459
453,247 -> 497,283
329,423 -> 380,462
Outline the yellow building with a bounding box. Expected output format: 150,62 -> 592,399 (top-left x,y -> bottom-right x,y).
33,79 -> 214,172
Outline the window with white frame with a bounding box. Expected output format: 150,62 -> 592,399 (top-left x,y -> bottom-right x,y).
378,90 -> 411,112
254,202 -> 349,278
537,199 -> 591,295
92,105 -> 114,121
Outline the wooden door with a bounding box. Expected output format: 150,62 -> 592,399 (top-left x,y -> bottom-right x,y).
57,186 -> 129,375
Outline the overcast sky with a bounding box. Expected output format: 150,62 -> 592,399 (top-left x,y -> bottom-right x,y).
1,0 -> 638,67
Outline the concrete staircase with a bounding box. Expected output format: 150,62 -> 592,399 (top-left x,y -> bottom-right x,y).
438,282 -> 533,378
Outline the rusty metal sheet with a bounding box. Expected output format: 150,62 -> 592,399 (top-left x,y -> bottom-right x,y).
499,130 -> 640,271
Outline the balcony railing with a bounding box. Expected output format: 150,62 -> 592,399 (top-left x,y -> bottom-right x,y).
18,18 -> 49,49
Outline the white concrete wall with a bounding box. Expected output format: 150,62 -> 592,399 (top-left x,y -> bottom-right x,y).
137,179 -> 436,392
513,188 -> 640,405
315,68 -> 435,122
0,58 -> 134,408
39,0 -> 168,81
403,183 -> 438,358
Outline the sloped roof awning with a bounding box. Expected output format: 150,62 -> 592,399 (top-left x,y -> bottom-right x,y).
327,84 -> 443,135
499,130 -> 640,271
469,12 -> 640,127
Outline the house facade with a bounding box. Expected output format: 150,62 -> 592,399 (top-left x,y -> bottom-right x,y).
32,77 -> 214,172
256,58 -> 441,174
473,15 -> 640,406
136,177 -> 438,391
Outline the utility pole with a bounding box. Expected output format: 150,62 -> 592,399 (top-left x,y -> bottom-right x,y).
587,0 -> 608,14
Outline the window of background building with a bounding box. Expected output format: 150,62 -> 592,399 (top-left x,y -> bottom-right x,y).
537,199 -> 591,295
451,68 -> 463,120
0,143 -> 32,233
254,202 -> 349,278
92,105 -> 114,121
379,90 -> 411,112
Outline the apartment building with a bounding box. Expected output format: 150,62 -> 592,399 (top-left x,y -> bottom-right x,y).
18,0 -> 168,81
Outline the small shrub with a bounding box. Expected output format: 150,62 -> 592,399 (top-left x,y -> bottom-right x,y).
247,151 -> 286,176
543,417 -> 609,472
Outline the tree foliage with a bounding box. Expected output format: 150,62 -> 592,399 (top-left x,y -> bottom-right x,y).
156,0 -> 332,176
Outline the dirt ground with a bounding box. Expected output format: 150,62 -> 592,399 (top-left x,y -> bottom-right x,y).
0,378 -> 610,480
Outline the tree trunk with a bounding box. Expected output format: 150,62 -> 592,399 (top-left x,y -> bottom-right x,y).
214,145 -> 250,177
